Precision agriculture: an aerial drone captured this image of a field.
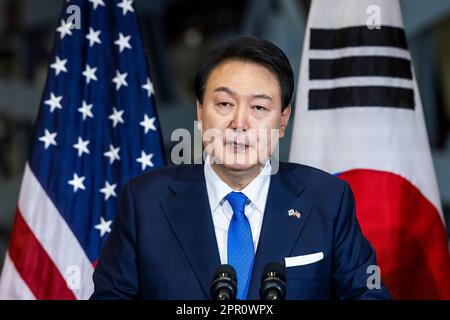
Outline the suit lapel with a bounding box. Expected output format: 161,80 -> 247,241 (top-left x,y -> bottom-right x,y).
247,164 -> 314,299
160,165 -> 221,299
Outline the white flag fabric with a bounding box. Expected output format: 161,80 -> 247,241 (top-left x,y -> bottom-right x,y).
289,0 -> 450,299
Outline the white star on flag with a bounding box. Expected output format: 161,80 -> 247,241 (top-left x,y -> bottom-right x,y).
117,0 -> 134,16
141,77 -> 154,97
44,92 -> 63,113
68,173 -> 86,193
99,181 -> 117,201
140,114 -> 157,134
82,64 -> 98,84
50,56 -> 68,76
78,100 -> 94,120
73,137 -> 90,157
112,70 -> 128,90
94,217 -> 112,237
39,129 -> 57,149
114,33 -> 132,53
88,0 -> 105,10
109,107 -> 125,127
103,144 -> 121,164
56,19 -> 73,39
136,151 -> 154,170
86,27 -> 102,47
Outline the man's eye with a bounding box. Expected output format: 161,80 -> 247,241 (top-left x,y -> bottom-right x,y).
218,102 -> 232,107
253,105 -> 267,111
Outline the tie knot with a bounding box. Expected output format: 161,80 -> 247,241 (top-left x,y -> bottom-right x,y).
225,192 -> 248,214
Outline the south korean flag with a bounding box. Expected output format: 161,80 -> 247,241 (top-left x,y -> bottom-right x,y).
289,0 -> 450,299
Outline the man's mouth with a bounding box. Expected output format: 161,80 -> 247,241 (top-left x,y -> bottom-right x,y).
226,141 -> 249,152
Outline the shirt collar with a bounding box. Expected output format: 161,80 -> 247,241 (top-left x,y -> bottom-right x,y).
204,155 -> 272,213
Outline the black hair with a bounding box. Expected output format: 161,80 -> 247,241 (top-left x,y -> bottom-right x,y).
194,36 -> 294,111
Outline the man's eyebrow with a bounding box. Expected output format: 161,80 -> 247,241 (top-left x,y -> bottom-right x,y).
252,94 -> 272,101
213,87 -> 273,101
214,87 -> 236,95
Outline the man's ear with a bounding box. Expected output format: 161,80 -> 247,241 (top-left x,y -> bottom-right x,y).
279,104 -> 291,138
196,100 -> 203,131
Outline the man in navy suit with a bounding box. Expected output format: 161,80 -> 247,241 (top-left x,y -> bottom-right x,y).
91,36 -> 391,300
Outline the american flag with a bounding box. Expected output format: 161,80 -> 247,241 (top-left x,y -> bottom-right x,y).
0,0 -> 166,299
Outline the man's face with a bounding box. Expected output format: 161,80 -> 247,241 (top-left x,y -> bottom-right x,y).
197,59 -> 291,172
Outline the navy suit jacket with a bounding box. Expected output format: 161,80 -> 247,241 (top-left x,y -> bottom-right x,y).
91,162 -> 391,300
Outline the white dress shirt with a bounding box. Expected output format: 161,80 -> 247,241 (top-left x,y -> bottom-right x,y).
204,156 -> 272,264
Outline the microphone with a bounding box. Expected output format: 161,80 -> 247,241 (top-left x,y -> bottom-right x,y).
259,262 -> 286,300
210,264 -> 237,300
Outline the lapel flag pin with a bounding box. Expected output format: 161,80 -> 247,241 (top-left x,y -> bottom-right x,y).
288,209 -> 301,219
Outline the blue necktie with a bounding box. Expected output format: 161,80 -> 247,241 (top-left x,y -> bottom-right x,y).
226,191 -> 254,300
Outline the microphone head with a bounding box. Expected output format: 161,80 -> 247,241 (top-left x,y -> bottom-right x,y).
211,264 -> 237,300
212,264 -> 237,281
262,262 -> 286,281
260,262 -> 286,300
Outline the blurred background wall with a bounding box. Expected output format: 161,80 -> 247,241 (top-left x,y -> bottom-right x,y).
0,0 -> 449,263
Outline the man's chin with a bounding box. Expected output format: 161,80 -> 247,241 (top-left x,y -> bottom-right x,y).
220,161 -> 260,172
209,149 -> 263,172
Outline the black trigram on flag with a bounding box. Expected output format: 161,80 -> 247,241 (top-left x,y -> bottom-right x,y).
308,26 -> 415,110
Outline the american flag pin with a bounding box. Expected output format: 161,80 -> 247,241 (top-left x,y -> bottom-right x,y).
288,209 -> 301,219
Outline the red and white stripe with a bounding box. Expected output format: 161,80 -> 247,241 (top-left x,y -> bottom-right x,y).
0,164 -> 94,300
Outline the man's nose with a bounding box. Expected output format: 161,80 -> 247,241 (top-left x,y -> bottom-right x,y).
230,104 -> 249,131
